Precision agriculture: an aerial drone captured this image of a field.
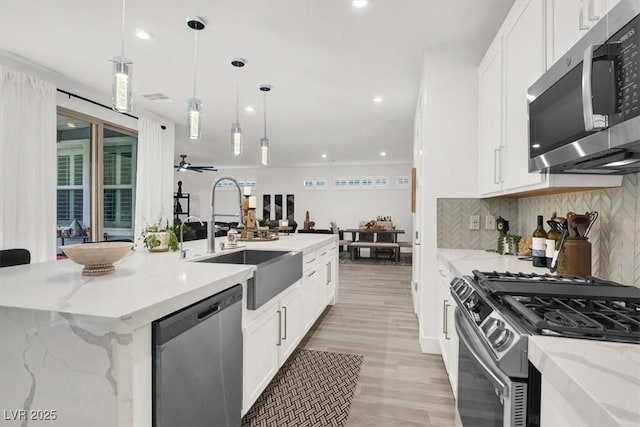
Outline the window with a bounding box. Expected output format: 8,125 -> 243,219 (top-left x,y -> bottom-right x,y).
56,109 -> 137,246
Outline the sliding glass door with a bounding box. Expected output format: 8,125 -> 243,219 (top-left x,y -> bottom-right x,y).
56,108 -> 137,249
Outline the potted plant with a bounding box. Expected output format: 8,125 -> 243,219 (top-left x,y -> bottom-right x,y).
140,219 -> 179,252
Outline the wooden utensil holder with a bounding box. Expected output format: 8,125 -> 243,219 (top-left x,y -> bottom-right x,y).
557,238 -> 591,277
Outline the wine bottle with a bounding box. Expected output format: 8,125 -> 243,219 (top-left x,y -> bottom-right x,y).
532,215 -> 548,267
545,223 -> 560,269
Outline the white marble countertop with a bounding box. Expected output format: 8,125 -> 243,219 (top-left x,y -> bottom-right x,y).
529,336 -> 640,426
0,234 -> 337,325
437,248 -> 551,277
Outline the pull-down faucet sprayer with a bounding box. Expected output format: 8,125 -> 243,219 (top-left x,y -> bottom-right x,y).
208,177 -> 244,253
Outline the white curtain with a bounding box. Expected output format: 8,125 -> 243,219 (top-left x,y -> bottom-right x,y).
134,117 -> 174,242
0,67 -> 57,263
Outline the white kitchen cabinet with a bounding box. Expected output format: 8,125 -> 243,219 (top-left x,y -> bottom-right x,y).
546,0 -> 621,67
478,36 -> 504,195
477,0 -> 623,197
243,299 -> 280,413
278,282 -> 303,363
437,262 -> 459,399
502,0 -> 547,191
243,281 -> 303,414
320,243 -> 338,305
302,263 -> 326,333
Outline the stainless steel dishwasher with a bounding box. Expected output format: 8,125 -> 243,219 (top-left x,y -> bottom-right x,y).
152,284 -> 243,427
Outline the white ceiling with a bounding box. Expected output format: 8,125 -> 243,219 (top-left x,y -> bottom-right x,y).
0,0 -> 513,168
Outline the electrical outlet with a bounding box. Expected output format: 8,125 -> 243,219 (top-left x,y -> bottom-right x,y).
470,215 -> 480,230
485,215 -> 496,230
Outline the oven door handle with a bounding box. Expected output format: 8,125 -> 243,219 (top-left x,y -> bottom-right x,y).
582,44 -> 608,131
455,309 -> 509,398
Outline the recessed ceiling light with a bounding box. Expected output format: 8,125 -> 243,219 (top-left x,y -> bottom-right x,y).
373,96 -> 383,103
321,154 -> 327,159
353,0 -> 369,8
135,29 -> 153,40
380,151 -> 387,156
67,122 -> 76,128
245,106 -> 255,113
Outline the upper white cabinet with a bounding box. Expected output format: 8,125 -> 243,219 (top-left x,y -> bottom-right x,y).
503,0 -> 547,191
547,0 -> 619,67
478,37 -> 503,195
477,0 -> 623,197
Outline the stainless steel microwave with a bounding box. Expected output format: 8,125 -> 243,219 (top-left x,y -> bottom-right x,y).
528,0 -> 640,175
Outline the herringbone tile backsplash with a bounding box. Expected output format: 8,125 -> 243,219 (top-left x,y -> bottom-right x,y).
437,173 -> 640,286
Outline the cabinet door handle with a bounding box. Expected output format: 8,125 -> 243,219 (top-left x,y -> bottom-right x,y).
305,258 -> 316,264
444,302 -> 451,340
442,300 -> 448,335
326,262 -> 331,285
438,269 -> 447,278
320,251 -> 328,257
493,148 -> 500,184
306,270 -> 316,278
281,306 -> 287,340
277,310 -> 282,346
579,0 -> 591,30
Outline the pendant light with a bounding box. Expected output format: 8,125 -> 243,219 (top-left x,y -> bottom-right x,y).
111,0 -> 133,113
186,16 -> 205,140
230,58 -> 246,157
259,84 -> 272,166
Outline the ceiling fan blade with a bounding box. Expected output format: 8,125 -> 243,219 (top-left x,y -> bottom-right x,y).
189,165 -> 215,169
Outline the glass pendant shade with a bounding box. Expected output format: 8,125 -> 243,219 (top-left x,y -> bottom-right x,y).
261,137 -> 270,166
231,122 -> 242,157
187,97 -> 202,140
111,59 -> 132,113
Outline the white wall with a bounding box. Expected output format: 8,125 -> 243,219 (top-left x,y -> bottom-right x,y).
415,45 -> 480,352
173,164 -> 413,239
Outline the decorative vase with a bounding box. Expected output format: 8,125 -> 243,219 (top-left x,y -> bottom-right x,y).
147,232 -> 170,252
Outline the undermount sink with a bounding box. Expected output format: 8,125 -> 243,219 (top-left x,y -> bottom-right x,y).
196,250 -> 303,310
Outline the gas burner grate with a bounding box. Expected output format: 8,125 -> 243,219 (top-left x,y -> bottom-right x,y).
474,270 -> 623,286
503,295 -> 640,343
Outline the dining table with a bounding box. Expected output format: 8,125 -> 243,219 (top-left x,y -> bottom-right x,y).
344,228 -> 405,243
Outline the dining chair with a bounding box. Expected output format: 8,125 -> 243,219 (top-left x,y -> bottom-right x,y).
0,248 -> 31,268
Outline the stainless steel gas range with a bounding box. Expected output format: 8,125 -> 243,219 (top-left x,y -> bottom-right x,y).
450,271 -> 640,427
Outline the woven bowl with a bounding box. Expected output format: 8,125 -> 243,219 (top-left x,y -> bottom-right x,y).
61,242 -> 133,276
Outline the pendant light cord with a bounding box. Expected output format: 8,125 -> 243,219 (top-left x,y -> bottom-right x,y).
235,81 -> 240,123
120,0 -> 126,59
263,91 -> 268,139
193,30 -> 198,98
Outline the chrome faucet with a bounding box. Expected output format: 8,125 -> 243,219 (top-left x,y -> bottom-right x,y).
180,216 -> 204,259
208,177 -> 244,253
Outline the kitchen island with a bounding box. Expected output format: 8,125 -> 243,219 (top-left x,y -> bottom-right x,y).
0,234 -> 337,426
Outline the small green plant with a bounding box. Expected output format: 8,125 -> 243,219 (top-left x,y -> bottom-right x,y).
258,218 -> 270,227
140,218 -> 179,251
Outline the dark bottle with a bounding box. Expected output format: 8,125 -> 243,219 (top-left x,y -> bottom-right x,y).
532,215 -> 548,267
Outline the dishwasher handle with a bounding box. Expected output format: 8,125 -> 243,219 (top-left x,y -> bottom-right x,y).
197,303 -> 221,320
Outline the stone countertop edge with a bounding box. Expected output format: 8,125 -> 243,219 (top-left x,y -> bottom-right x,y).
437,248 -> 550,277
529,336 -> 640,427
0,234 -> 337,327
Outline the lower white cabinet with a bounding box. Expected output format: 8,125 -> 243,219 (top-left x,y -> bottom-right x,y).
243,282 -> 303,414
437,263 -> 459,399
302,263 -> 326,333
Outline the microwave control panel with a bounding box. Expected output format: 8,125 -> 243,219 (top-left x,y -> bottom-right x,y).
614,15 -> 639,119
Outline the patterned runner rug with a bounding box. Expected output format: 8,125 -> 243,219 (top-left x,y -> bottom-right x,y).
242,349 -> 364,427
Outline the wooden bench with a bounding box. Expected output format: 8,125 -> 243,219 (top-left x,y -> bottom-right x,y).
350,241 -> 400,262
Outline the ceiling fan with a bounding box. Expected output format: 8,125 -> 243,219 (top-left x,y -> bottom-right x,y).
174,154 -> 217,173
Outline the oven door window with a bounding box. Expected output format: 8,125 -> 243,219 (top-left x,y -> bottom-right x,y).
457,332 -> 505,427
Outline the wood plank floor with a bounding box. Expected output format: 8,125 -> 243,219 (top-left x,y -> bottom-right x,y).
301,263 -> 459,427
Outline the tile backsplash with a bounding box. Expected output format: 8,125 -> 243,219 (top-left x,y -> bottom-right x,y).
437,173 -> 640,286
